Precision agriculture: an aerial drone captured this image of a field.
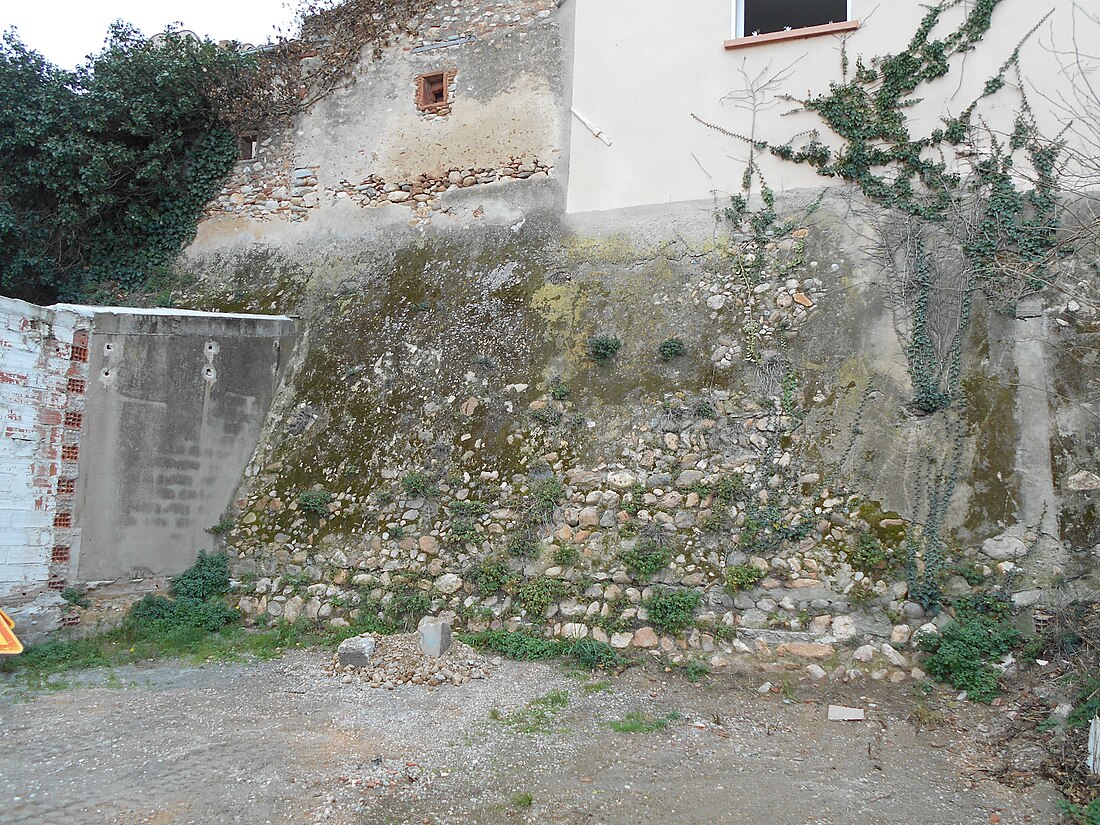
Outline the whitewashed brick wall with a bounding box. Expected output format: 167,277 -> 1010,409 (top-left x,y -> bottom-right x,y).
0,297 -> 87,605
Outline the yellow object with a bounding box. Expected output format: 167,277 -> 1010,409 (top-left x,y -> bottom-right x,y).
0,609 -> 23,655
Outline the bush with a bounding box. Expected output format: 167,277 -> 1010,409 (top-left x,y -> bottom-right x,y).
850,533 -> 888,572
460,630 -> 627,671
917,593 -> 1019,703
129,594 -> 237,633
448,500 -> 489,517
474,557 -> 514,594
171,551 -> 230,600
588,335 -> 622,364
724,563 -> 765,594
571,637 -> 627,670
713,475 -> 748,506
461,629 -> 572,661
620,538 -> 672,578
297,489 -> 334,517
644,588 -> 701,633
549,377 -> 570,401
657,338 -> 686,360
516,577 -> 568,616
508,532 -> 540,559
1058,799 -> 1100,825
61,586 -> 90,608
528,476 -> 565,523
383,587 -> 431,632
401,472 -> 438,499
206,516 -> 234,535
448,516 -> 480,545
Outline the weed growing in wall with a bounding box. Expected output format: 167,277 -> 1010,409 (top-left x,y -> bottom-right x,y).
297,489 -> 334,517
644,588 -> 701,634
587,335 -> 622,364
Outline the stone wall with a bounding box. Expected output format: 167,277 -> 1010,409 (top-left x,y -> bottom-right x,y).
173,0 -> 1098,681
181,190 -> 1097,680
202,0 -> 560,228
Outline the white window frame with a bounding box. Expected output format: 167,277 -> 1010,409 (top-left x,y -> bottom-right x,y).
732,0 -> 853,39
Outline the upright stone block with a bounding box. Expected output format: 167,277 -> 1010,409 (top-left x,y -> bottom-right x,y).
418,618 -> 452,658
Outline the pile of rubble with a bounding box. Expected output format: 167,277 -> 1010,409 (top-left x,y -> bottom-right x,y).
326,619 -> 493,689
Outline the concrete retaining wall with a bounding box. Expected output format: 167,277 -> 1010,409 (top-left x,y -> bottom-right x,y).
0,298 -> 296,633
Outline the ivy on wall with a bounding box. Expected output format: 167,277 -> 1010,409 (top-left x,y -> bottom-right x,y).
748,0 -> 1063,413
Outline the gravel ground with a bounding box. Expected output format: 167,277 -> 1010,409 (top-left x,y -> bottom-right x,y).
0,650 -> 1058,825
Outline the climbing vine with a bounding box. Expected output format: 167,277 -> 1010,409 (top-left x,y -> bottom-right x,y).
726,0 -> 1063,413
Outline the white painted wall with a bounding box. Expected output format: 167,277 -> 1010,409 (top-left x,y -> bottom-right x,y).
567,0 -> 1085,214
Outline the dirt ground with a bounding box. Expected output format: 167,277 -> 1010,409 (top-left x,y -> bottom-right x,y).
0,651 -> 1059,825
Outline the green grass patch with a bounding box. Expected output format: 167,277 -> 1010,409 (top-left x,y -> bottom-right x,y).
490,690 -> 570,734
608,710 -> 681,733
460,630 -> 629,671
619,538 -> 671,579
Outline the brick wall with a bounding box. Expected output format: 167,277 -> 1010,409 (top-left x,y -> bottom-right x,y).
0,298 -> 88,604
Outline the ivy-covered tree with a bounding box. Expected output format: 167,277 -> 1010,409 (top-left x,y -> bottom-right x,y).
0,24 -> 268,303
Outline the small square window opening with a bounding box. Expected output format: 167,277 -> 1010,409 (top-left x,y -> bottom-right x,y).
239,135 -> 258,161
416,70 -> 455,113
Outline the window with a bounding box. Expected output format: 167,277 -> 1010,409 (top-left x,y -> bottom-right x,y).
729,0 -> 857,47
238,135 -> 257,161
416,70 -> 456,113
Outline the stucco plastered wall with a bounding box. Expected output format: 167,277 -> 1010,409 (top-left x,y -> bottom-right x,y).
566,0 -> 1084,214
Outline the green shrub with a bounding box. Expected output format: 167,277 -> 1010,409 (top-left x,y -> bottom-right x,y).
448,500 -> 489,517
1058,799 -> 1100,825
658,338 -> 686,360
622,482 -> 647,515
508,532 -> 541,559
713,475 -> 748,506
684,660 -> 711,683
129,594 -> 237,633
448,516 -> 480,545
917,593 -> 1019,703
297,489 -> 334,517
552,543 -> 580,567
691,399 -> 716,419
474,557 -> 514,594
724,563 -> 764,594
461,630 -> 628,671
850,533 -> 888,572
383,588 -> 430,632
401,472 -> 438,499
644,588 -> 701,633
171,551 -> 230,600
588,335 -> 622,364
460,629 -> 573,660
549,377 -> 570,401
516,577 -> 568,616
700,513 -> 725,532
571,637 -> 628,670
620,538 -> 672,578
206,516 -> 234,535
529,476 -> 565,522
